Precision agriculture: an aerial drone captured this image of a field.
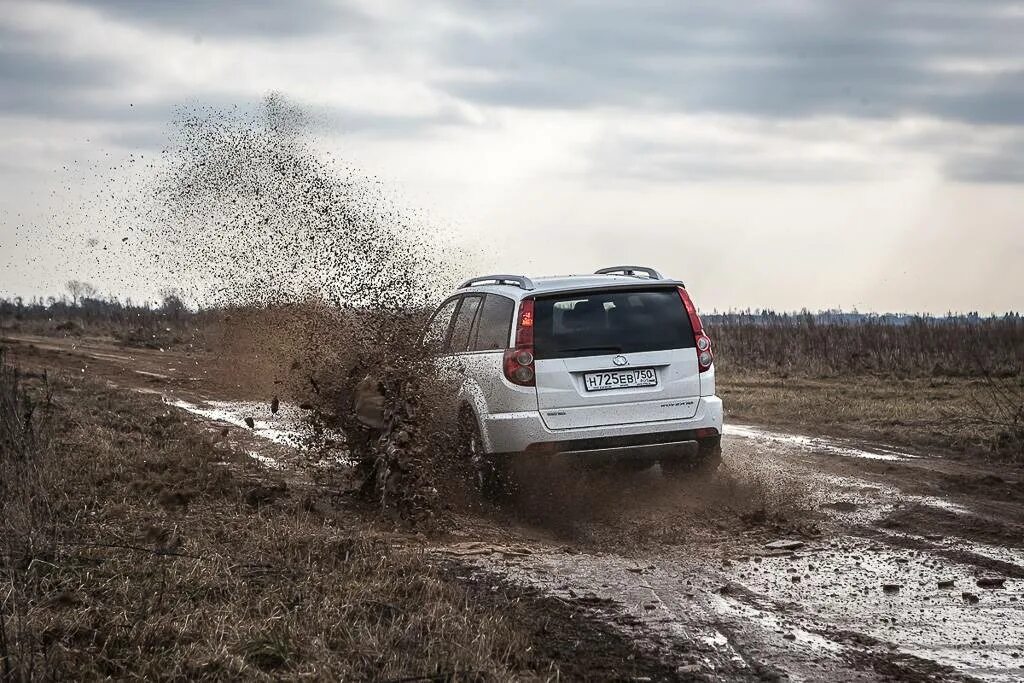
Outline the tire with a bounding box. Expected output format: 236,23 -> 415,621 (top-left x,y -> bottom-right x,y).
458,408 -> 505,498
661,436 -> 722,479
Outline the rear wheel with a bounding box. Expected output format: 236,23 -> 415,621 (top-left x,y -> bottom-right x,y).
458,409 -> 505,498
661,436 -> 722,479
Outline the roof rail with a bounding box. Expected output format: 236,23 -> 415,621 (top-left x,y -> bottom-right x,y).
595,265 -> 663,280
459,274 -> 536,290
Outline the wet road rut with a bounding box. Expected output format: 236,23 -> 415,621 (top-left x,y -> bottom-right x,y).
6,334 -> 1024,681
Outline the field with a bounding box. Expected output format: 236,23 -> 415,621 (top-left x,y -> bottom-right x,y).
5,298 -> 1021,463
3,300 -> 1024,680
1,349 -> 682,680
708,315 -> 1024,463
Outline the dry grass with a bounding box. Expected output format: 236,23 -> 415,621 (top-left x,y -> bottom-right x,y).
707,317 -> 1024,462
718,369 -> 1024,461
0,358 -> 537,680
1,352 -> 58,681
707,316 -> 1023,378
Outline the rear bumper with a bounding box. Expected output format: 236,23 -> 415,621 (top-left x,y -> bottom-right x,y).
529,438 -> 700,466
481,395 -> 723,455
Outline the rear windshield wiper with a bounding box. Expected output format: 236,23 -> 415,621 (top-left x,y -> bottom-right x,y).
556,345 -> 623,354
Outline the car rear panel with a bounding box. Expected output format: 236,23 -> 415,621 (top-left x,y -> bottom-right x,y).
531,286 -> 702,430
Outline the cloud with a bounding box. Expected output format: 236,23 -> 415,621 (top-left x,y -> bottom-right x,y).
591,132 -> 873,184
945,136 -> 1024,182
435,1 -> 1024,126
59,0 -> 364,38
0,18 -> 178,131
2,0 -> 1024,188
0,4 -> 459,148
0,27 -> 133,118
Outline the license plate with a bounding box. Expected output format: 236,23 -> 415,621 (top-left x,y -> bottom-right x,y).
583,367 -> 657,391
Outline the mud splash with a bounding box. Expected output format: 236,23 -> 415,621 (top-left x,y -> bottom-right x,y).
141,94 -> 472,524
145,93 -> 454,309
433,430 -> 1024,681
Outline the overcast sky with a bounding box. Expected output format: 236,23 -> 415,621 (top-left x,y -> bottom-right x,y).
1,0 -> 1022,313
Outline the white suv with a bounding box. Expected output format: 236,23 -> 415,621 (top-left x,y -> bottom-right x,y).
422,266 -> 723,482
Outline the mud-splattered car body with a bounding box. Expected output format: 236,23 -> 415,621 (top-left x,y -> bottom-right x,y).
423,267 -> 723,473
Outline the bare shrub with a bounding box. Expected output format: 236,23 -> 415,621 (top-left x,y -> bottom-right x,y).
969,373 -> 1024,463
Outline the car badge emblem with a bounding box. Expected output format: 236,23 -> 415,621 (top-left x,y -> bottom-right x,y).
612,355 -> 628,366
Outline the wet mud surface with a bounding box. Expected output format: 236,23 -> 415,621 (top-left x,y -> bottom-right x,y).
7,333 -> 1024,681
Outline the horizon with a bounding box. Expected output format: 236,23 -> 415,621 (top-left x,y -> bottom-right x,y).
1,286 -> 1020,320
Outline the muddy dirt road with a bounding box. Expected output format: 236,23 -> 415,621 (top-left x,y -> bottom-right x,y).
6,334 -> 1024,681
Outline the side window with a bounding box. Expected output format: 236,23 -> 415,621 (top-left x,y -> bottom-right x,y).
447,295 -> 483,353
471,295 -> 515,351
422,298 -> 459,353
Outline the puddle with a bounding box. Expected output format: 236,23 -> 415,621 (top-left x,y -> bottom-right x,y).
447,542 -> 909,679
723,538 -> 1024,681
813,477 -> 973,521
166,398 -> 310,448
164,396 -> 352,468
726,423 -> 915,462
885,531 -> 1024,574
710,593 -> 844,654
951,541 -> 1024,571
88,351 -> 137,363
905,495 -> 972,516
700,629 -> 730,649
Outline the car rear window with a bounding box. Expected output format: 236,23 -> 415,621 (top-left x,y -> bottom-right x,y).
533,288 -> 695,360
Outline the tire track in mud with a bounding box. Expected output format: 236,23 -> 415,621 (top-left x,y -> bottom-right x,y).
434,532 -> 989,681
431,430 -> 1024,681
6,336 -> 1024,680
70,390 -> 1024,680
55,391 -> 1024,680
161,387 -> 1022,679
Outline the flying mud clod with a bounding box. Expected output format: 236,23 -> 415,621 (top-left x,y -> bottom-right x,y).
143,94 -> 468,524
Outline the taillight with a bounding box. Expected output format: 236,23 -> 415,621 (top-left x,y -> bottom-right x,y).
503,298 -> 535,386
678,286 -> 714,372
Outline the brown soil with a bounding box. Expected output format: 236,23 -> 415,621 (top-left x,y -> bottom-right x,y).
6,332 -> 1024,680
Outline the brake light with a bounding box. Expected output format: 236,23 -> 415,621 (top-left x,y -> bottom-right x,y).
503,298 -> 535,386
678,287 -> 714,372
